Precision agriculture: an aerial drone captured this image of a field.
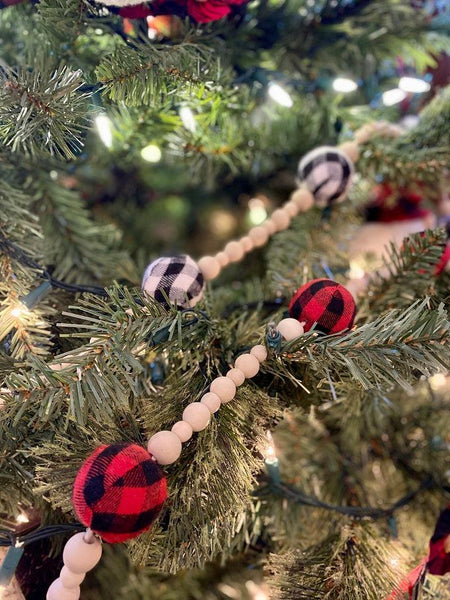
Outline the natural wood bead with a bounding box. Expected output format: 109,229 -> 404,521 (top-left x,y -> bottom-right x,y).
271,208 -> 291,231
283,200 -> 300,218
182,402 -> 211,431
234,353 -> 260,378
147,430 -> 182,465
240,236 -> 254,253
171,420 -> 193,442
62,532 -> 102,575
198,256 -> 221,281
248,226 -> 269,247
263,219 -> 277,235
354,122 -> 376,144
277,318 -> 305,341
200,392 -> 221,414
226,368 -> 245,386
216,251 -> 230,267
47,579 -> 80,600
210,376 -> 236,403
290,188 -> 314,212
338,141 -> 360,163
60,567 -> 85,589
224,240 -> 245,262
250,344 -> 267,362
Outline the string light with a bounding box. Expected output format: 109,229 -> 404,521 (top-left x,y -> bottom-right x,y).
16,513 -> 29,525
179,107 -> 196,133
332,77 -> 358,93
140,144 -> 162,163
399,77 -> 430,94
382,88 -> 406,106
348,260 -> 366,280
95,114 -> 113,148
11,306 -> 26,319
268,82 -> 293,108
248,198 -> 268,225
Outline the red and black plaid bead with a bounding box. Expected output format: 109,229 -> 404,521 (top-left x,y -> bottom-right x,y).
288,278 -> 356,335
72,443 -> 167,544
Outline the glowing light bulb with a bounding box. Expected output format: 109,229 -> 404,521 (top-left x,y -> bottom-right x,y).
245,581 -> 269,600
248,198 -> 268,225
332,77 -> 358,93
265,431 -> 277,462
348,260 -> 366,280
398,77 -> 430,94
179,106 -> 196,133
95,114 -> 113,148
16,512 -> 29,524
11,305 -> 25,318
140,144 -> 162,163
268,82 -> 293,108
382,88 -> 406,106
429,373 -> 448,390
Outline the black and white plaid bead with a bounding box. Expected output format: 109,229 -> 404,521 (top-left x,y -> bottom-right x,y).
297,145 -> 354,207
142,255 -> 205,308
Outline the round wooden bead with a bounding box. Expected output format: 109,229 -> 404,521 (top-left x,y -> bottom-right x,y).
234,353 -> 260,378
338,141 -> 360,164
224,240 -> 245,262
250,344 -> 267,362
226,368 -> 245,386
147,430 -> 182,465
283,201 -> 300,218
262,219 -> 277,236
277,318 -> 305,341
198,256 -> 221,281
201,392 -> 221,414
240,236 -> 254,253
47,579 -> 80,600
216,251 -> 230,267
210,376 -> 236,403
182,402 -> 211,431
290,188 -> 314,212
271,209 -> 291,231
63,532 -> 102,574
248,226 -> 269,247
171,420 -> 193,442
60,567 -> 85,589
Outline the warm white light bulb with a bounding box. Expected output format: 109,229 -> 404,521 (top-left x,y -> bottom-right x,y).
332,77 -> 358,93
265,431 -> 277,461
179,106 -> 196,133
11,306 -> 25,318
248,198 -> 267,225
429,373 -> 448,390
16,512 -> 29,524
95,114 -> 113,148
382,88 -> 406,106
399,77 -> 430,94
268,82 -> 293,108
140,144 -> 162,163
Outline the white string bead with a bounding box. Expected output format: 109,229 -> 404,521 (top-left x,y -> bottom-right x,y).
283,201 -> 300,218
234,353 -> 260,378
224,240 -> 245,262
182,402 -> 211,431
47,579 -> 80,600
147,430 -> 182,465
216,251 -> 230,267
271,209 -> 291,231
198,256 -> 221,281
60,567 -> 85,589
210,376 -> 236,403
277,318 -> 305,341
290,188 -> 314,212
250,344 -> 267,362
240,236 -> 254,252
200,392 -> 221,414
171,420 -> 193,442
63,532 -> 102,575
248,226 -> 269,247
338,141 -> 360,163
226,368 -> 245,386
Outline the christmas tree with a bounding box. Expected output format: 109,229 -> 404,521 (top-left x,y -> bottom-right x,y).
0,1 -> 449,599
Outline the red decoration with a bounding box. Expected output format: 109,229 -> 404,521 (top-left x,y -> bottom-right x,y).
288,278 -> 356,335
73,443 -> 167,544
118,0 -> 248,23
365,182 -> 431,223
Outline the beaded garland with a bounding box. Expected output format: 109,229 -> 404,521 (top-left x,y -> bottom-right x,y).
47,122 -> 390,599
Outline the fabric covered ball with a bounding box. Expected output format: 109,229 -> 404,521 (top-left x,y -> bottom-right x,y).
297,146 -> 354,207
95,0 -> 141,5
289,278 -> 356,335
142,255 -> 204,308
73,443 -> 167,544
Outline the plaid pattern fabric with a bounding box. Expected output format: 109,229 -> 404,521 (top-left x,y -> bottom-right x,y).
288,278 -> 356,335
298,146 -> 353,207
142,255 -> 204,308
73,443 -> 167,544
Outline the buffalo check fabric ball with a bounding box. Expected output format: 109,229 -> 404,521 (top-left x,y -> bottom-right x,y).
142,255 -> 204,308
297,146 -> 354,207
288,278 -> 356,335
72,443 -> 167,544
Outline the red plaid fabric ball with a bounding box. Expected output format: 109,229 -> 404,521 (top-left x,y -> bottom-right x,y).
288,278 -> 356,334
73,443 -> 167,543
